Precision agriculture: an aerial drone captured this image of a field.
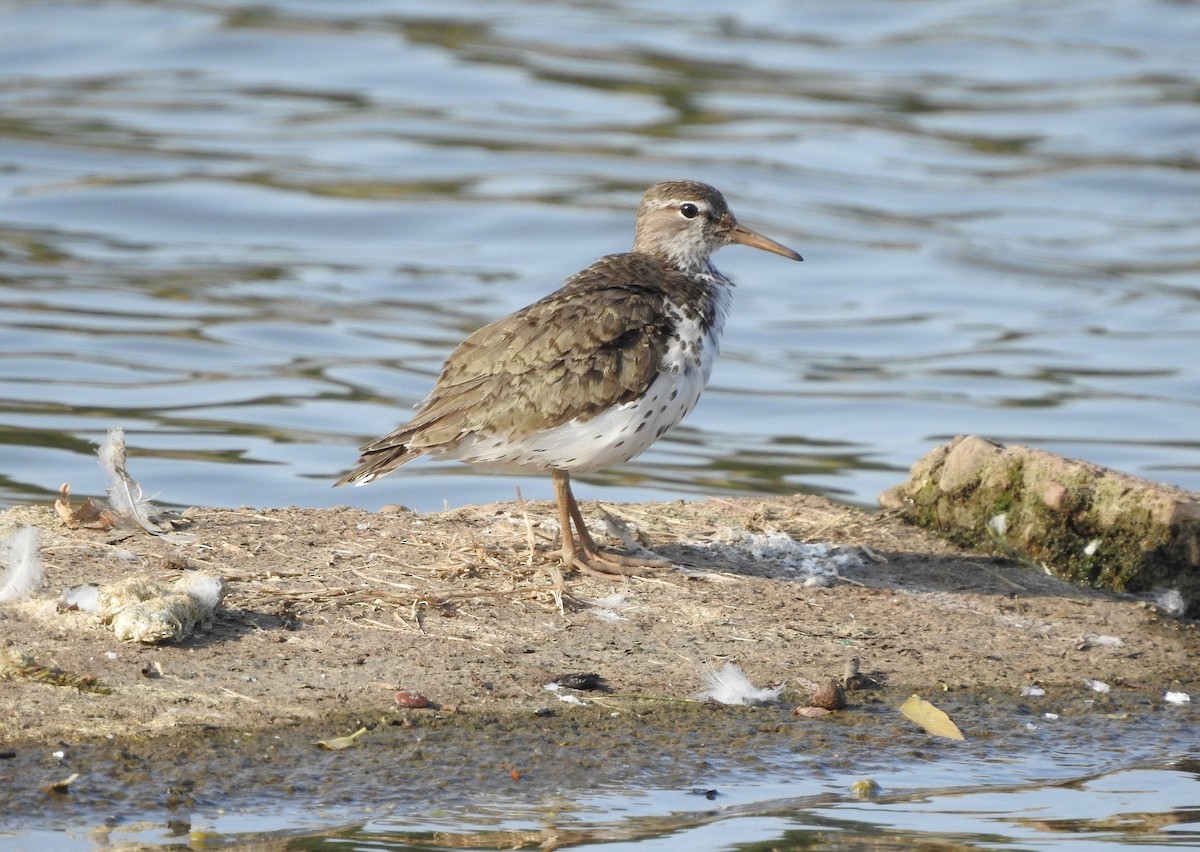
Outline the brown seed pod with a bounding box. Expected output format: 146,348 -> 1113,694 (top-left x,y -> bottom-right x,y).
394,690 -> 431,708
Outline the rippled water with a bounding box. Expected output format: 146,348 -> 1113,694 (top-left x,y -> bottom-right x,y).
2,0 -> 1197,514
7,702 -> 1199,849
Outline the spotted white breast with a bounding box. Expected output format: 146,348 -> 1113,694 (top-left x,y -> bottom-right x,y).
449,284 -> 732,473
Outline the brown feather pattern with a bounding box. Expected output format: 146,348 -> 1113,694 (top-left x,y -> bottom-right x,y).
336,252 -> 723,484
334,179 -> 800,497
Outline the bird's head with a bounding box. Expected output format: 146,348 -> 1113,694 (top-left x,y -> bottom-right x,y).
632,180 -> 802,272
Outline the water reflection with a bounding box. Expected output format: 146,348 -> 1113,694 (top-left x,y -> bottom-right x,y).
1,0 -> 1198,515
4,695 -> 1196,848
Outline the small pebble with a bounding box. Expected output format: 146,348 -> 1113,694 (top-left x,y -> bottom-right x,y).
849,778 -> 880,798
394,690 -> 430,708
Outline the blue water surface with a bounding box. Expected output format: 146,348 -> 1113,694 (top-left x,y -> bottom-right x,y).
1,0 -> 1197,514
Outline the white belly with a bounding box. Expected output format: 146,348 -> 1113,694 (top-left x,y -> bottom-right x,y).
449,298 -> 725,473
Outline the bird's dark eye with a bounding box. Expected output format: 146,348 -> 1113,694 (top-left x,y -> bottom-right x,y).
679,202 -> 699,219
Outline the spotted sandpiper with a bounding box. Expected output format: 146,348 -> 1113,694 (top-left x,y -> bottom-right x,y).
335,180 -> 802,574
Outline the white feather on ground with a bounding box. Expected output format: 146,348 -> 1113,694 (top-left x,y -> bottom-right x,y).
177,572 -> 226,611
100,428 -> 162,535
0,526 -> 44,603
60,584 -> 100,612
694,662 -> 784,706
98,428 -> 190,542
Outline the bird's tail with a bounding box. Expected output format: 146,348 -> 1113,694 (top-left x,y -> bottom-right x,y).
333,445 -> 421,487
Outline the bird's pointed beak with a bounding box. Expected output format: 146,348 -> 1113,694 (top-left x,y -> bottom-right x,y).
729,223 -> 803,261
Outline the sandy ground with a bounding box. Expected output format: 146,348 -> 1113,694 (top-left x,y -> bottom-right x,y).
1,493 -> 1196,745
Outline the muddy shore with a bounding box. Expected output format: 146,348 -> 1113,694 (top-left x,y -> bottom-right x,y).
2,493 -> 1195,746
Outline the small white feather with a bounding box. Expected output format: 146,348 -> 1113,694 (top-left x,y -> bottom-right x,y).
97,427 -> 126,483
0,526 -> 44,603
60,584 -> 100,612
100,428 -> 157,533
98,428 -> 191,542
1154,589 -> 1186,616
694,662 -> 784,707
176,573 -> 227,610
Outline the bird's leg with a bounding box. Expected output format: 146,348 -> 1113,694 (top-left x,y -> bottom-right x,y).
551,469 -> 668,576
552,469 -> 586,566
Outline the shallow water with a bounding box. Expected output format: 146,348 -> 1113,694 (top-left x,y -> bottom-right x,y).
1,0 -> 1198,515
2,0 -> 1199,847
4,697 -> 1198,849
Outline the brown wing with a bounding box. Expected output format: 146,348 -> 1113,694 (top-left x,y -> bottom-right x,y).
335,254 -> 676,485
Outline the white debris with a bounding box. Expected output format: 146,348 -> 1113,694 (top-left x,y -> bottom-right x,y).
699,529 -> 862,581
588,591 -> 629,610
988,513 -> 1008,537
1021,685 -> 1046,697
1153,589 -> 1186,617
694,662 -> 784,706
1164,691 -> 1191,705
1084,678 -> 1110,694
99,428 -> 190,542
96,573 -> 228,643
575,588 -> 634,621
589,608 -> 625,622
0,526 -> 43,603
542,683 -> 588,704
178,572 -> 225,611
60,584 -> 100,612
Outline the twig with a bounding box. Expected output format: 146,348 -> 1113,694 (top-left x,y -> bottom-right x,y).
515,487 -> 538,567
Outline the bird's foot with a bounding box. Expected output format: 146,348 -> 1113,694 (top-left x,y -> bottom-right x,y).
561,544 -> 671,578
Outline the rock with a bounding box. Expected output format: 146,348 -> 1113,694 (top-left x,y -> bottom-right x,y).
880,435 -> 1200,614
810,678 -> 847,711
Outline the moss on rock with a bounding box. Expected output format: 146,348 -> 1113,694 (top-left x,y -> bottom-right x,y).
881,435 -> 1200,612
